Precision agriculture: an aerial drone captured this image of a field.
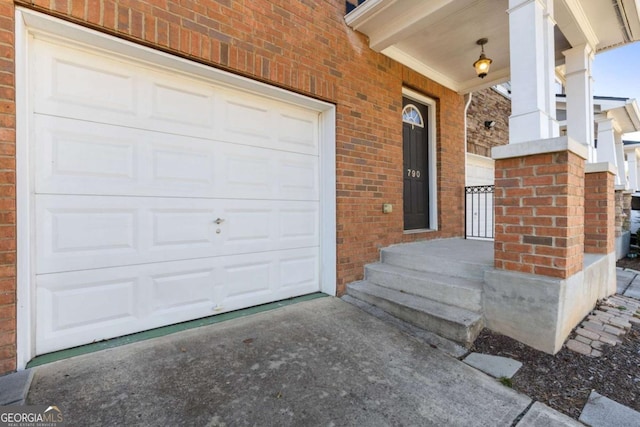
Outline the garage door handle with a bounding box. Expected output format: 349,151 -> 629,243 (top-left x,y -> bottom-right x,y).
214,218 -> 225,225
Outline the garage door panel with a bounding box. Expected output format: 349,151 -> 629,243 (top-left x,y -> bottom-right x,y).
51,135 -> 136,181
221,208 -> 272,243
222,260 -> 273,299
36,275 -> 140,354
150,83 -> 214,128
36,248 -> 318,354
280,254 -> 319,289
36,196 -> 319,274
33,39 -> 318,157
218,91 -> 319,156
46,57 -> 136,115
31,33 -> 324,357
279,158 -> 319,198
223,153 -> 271,194
36,261 -> 217,354
34,39 -> 137,116
278,112 -> 318,151
219,147 -> 318,200
49,278 -> 137,331
151,210 -> 215,248
279,208 -> 318,241
151,268 -> 217,313
34,38 -> 217,138
217,248 -> 319,306
51,208 -> 137,254
35,116 -> 139,188
35,115 -> 215,197
35,115 -> 318,200
223,99 -> 271,139
218,202 -> 319,251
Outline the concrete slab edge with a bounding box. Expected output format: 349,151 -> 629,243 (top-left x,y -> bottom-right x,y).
516,401 -> 585,426
341,295 -> 468,359
463,352 -> 523,379
0,368 -> 34,406
579,390 -> 640,426
27,293 -> 328,369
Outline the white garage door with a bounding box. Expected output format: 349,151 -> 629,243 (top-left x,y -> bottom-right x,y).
30,37 -> 322,354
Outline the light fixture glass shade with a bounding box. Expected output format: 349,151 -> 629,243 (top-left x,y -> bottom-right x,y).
474,53 -> 492,79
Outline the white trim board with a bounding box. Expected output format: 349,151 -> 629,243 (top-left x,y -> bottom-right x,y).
15,7 -> 337,369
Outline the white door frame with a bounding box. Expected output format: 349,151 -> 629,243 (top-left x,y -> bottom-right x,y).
15,8 -> 336,369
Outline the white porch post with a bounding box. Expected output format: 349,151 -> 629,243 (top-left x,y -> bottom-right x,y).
563,44 -> 595,160
614,133 -> 627,188
629,152 -> 639,192
596,116 -> 618,177
508,0 -> 559,143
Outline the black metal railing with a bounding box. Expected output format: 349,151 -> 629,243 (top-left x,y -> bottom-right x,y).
346,0 -> 368,13
465,185 -> 494,240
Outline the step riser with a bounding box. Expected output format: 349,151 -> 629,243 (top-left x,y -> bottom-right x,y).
381,251 -> 489,281
347,285 -> 484,347
364,266 -> 482,312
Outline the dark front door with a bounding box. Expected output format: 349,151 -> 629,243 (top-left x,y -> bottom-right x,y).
402,97 -> 429,230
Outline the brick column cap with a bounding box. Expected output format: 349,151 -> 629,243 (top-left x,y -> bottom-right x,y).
585,162 -> 617,175
491,135 -> 588,160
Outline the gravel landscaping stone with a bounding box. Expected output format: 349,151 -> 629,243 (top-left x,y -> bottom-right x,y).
471,323 -> 640,420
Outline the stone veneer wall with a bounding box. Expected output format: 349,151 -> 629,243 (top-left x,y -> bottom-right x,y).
466,87 -> 510,157
615,190 -> 625,238
623,191 -> 632,233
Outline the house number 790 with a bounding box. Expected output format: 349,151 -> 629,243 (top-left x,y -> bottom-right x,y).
407,169 -> 421,178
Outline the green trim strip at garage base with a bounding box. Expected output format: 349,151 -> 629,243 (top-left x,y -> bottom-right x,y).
27,292 -> 328,369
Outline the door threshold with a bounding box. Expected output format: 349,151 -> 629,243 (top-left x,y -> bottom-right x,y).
403,228 -> 436,234
26,292 -> 328,369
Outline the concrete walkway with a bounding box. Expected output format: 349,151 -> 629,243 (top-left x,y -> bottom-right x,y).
10,268 -> 640,425
26,298 -> 533,426
617,267 -> 640,298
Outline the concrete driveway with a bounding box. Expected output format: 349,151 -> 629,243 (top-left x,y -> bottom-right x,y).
27,297 -> 532,426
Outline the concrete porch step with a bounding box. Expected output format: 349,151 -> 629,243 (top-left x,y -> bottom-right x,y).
364,262 -> 483,312
347,280 -> 484,347
380,240 -> 492,281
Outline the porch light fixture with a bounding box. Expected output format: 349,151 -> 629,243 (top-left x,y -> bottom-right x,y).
484,120 -> 496,129
473,38 -> 492,79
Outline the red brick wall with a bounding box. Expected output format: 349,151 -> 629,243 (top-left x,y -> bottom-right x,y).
0,1 -> 465,372
0,0 -> 15,376
584,171 -> 615,254
494,151 -> 585,279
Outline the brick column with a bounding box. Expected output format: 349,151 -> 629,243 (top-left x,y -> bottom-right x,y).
584,164 -> 615,254
494,140 -> 586,279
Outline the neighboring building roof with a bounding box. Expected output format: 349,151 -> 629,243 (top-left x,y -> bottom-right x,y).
556,94 -> 631,102
556,95 -> 640,134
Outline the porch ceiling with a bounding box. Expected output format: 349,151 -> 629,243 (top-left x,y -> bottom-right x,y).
346,0 -> 640,94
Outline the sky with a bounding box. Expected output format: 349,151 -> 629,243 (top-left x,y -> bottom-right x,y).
591,41 -> 640,141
